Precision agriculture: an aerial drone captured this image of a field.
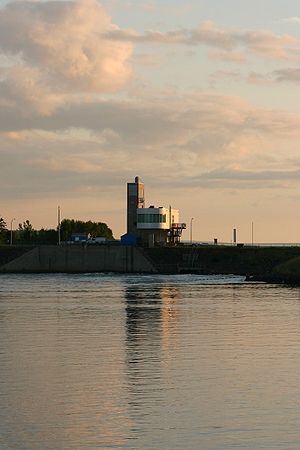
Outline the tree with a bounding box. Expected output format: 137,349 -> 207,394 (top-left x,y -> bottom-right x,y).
60,219 -> 114,241
0,217 -> 6,232
18,220 -> 35,243
0,217 -> 7,244
35,229 -> 57,245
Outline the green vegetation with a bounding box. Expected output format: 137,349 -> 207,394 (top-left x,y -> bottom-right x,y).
0,216 -> 114,245
60,219 -> 114,241
12,220 -> 57,245
18,220 -> 34,243
0,217 -> 8,244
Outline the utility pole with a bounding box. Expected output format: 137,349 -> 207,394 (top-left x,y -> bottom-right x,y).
233,228 -> 237,245
169,205 -> 172,245
10,219 -> 16,245
190,217 -> 194,245
251,221 -> 254,246
58,206 -> 61,245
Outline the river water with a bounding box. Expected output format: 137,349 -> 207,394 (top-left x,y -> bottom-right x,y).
1,274 -> 300,450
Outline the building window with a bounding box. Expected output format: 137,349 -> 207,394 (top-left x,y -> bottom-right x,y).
138,213 -> 167,224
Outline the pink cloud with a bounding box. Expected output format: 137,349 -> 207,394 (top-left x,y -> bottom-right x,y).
208,50 -> 246,63
0,0 -> 133,114
107,20 -> 300,61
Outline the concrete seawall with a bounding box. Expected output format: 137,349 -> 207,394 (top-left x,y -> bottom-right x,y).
0,245 -> 157,273
145,246 -> 300,283
2,245 -> 300,283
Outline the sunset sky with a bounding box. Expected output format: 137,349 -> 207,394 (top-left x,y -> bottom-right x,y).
1,0 -> 300,242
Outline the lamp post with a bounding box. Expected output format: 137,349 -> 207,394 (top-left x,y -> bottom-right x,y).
10,218 -> 15,246
190,217 -> 194,245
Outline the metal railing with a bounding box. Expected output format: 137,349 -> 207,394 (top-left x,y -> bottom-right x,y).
181,241 -> 300,247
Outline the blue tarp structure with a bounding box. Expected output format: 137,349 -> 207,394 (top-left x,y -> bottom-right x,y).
121,232 -> 137,246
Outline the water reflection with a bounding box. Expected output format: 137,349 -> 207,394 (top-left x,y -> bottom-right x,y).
124,283 -> 180,439
0,276 -> 131,450
125,285 -> 163,342
124,284 -> 180,353
2,275 -> 300,449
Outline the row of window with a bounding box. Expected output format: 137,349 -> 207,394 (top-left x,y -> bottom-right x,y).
137,214 -> 167,224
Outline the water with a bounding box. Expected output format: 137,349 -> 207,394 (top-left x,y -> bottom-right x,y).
1,274 -> 300,450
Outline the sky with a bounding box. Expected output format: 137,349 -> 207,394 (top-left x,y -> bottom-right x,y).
1,0 -> 300,243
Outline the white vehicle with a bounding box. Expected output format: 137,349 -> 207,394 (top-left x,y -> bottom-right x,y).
86,237 -> 106,245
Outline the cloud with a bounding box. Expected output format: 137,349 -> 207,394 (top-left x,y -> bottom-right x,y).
2,86 -> 300,244
133,53 -> 162,66
123,1 -> 157,12
237,29 -> 297,59
247,71 -> 274,86
0,92 -> 255,158
209,69 -> 276,87
223,68 -> 300,86
245,68 -> 300,86
280,17 -> 300,25
274,68 -> 300,84
1,90 -> 300,199
2,89 -> 300,145
208,50 -> 246,63
107,20 -> 299,60
200,168 -> 300,181
0,0 -> 298,119
175,167 -> 300,190
209,70 -> 242,87
244,109 -> 300,136
0,0 -> 133,114
0,65 -> 64,115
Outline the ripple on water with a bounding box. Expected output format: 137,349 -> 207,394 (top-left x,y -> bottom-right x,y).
0,274 -> 300,450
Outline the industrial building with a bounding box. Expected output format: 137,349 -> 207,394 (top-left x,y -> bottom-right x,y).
122,176 -> 186,246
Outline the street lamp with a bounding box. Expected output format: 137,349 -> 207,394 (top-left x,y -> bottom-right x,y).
10,218 -> 15,246
190,217 -> 194,245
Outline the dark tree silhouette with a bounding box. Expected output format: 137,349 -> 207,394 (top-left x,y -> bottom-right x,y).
60,219 -> 114,241
0,217 -> 7,244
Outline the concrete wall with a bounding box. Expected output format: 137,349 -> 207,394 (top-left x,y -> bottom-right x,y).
0,245 -> 157,273
3,244 -> 300,283
145,246 -> 300,278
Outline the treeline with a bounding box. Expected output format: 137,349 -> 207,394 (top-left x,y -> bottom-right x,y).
0,217 -> 114,245
60,219 -> 114,241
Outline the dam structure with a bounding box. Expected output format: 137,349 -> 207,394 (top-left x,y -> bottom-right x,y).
123,176 -> 186,247
2,244 -> 300,284
0,176 -> 185,274
2,176 -> 300,283
0,245 -> 157,274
